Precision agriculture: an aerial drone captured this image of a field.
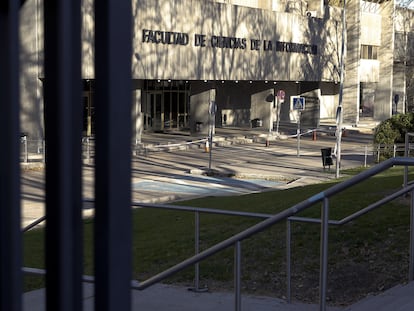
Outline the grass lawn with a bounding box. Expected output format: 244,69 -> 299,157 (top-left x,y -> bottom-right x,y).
23,166 -> 414,306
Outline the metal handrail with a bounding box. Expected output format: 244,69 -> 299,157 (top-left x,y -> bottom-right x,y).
22,157 -> 414,311
285,182 -> 414,303
22,215 -> 46,232
288,182 -> 414,226
133,157 -> 414,311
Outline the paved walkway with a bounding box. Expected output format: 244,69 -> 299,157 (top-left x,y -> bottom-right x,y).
24,283 -> 343,311
22,124 -> 414,310
20,126 -> 373,228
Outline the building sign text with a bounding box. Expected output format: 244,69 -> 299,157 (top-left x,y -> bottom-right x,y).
142,29 -> 317,55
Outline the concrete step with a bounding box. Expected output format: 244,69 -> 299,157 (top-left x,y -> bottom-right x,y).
137,135 -> 255,153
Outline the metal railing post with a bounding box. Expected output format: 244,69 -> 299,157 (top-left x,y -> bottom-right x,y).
86,137 -> 90,163
235,241 -> 242,311
23,136 -> 28,163
0,1 -> 22,309
189,210 -> 207,292
377,145 -> 380,163
194,211 -> 201,290
404,133 -> 409,188
409,188 -> 414,281
319,197 -> 329,311
364,145 -> 368,168
286,219 -> 292,303
42,140 -> 46,163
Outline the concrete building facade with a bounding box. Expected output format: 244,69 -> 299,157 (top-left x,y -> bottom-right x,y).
19,0 -> 414,141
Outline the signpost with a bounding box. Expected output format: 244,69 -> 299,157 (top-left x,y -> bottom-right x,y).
292,96 -> 305,110
292,96 -> 305,157
276,90 -> 285,134
208,100 -> 216,173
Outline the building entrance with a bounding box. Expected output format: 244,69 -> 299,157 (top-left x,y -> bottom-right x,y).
360,83 -> 375,118
143,80 -> 190,132
81,80 -> 191,136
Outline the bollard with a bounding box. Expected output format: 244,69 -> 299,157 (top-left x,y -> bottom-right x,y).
364,145 -> 368,168
205,140 -> 210,153
312,130 -> 317,141
21,133 -> 28,163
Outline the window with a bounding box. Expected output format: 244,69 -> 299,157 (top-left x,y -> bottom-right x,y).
360,45 -> 378,60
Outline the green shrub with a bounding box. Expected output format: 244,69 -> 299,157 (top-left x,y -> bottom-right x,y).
373,113 -> 414,160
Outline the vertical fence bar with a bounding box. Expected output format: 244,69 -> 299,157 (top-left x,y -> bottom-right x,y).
86,137 -> 90,163
319,197 -> 329,311
94,0 -> 132,310
286,219 -> 292,303
234,241 -> 242,311
194,211 -> 200,290
377,145 -> 380,163
0,1 -> 22,310
409,188 -> 414,281
404,133 -> 409,188
43,0 -> 83,310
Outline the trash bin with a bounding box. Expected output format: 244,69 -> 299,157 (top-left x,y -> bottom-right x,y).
321,148 -> 333,169
251,118 -> 263,128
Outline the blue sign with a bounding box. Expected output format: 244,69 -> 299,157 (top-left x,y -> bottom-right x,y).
293,97 -> 305,110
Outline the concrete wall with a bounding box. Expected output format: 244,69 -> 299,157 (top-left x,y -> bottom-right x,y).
342,0 -> 361,124
189,88 -> 216,135
375,0 -> 395,120
20,0 -> 95,139
251,89 -> 274,130
20,0 -> 343,139
216,82 -> 261,127
132,0 -> 342,82
20,0 -> 44,139
22,0 -> 410,139
394,7 -> 414,113
319,81 -> 339,119
82,0 -> 94,79
360,12 -> 381,45
359,59 -> 380,83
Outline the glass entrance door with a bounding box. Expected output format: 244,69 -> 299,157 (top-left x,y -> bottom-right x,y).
143,81 -> 190,132
151,92 -> 163,131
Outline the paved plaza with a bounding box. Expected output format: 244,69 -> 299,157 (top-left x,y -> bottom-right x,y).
21,126 -> 374,228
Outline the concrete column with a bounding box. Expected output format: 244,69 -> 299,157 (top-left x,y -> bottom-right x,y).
343,0 -> 361,125
251,89 -> 274,131
132,89 -> 143,144
375,0 -> 395,120
190,87 -> 216,135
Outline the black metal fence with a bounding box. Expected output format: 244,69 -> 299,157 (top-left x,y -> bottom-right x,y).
1,1 -> 133,310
